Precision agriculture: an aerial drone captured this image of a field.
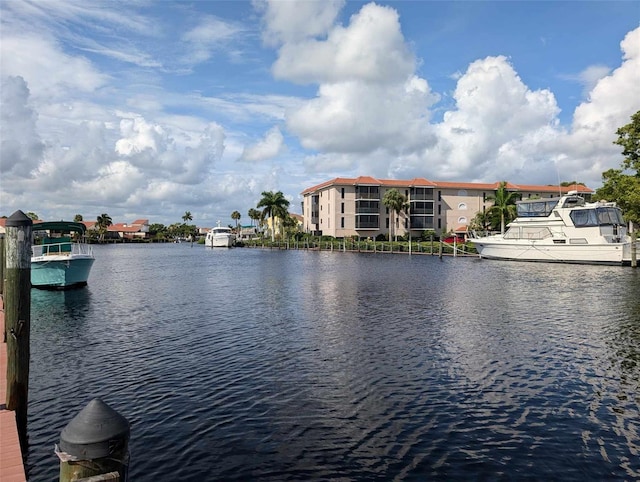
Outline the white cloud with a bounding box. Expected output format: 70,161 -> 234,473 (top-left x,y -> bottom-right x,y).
0,34 -> 109,101
182,15 -> 245,65
0,76 -> 45,176
272,3 -> 415,84
256,0 -> 345,47
576,65 -> 612,98
238,126 -> 284,162
115,116 -> 169,158
1,1 -> 638,227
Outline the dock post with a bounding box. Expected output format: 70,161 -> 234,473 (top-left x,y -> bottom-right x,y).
57,398 -> 130,482
4,210 -> 32,446
632,230 -> 637,268
439,239 -> 443,259
0,234 -> 5,296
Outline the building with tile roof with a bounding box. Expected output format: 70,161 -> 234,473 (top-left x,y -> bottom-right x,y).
301,177 -> 593,239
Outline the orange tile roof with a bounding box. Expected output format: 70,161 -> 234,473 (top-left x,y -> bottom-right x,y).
301,177 -> 595,194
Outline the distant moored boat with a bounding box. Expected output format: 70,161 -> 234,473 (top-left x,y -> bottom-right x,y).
204,221 -> 235,248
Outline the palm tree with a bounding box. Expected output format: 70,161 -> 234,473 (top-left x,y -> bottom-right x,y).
257,191 -> 290,242
231,211 -> 241,232
182,211 -> 193,224
486,181 -> 521,234
96,213 -> 112,242
382,188 -> 408,242
248,208 -> 261,227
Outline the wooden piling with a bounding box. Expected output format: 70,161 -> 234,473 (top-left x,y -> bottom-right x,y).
58,398 -> 130,482
0,235 -> 5,296
4,211 -> 32,447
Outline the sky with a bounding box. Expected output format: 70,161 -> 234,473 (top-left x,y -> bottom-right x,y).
1,1 -> 639,227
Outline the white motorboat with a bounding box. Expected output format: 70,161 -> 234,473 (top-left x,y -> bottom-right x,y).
205,221 -> 235,247
31,221 -> 95,289
471,191 -> 637,265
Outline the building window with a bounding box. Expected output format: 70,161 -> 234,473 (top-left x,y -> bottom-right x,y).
341,217 -> 344,228
386,218 -> 389,228
355,185 -> 380,199
438,205 -> 441,215
458,203 -> 467,210
458,189 -> 467,196
438,218 -> 441,229
341,188 -> 345,199
438,191 -> 442,201
458,216 -> 467,224
355,215 -> 378,229
341,202 -> 344,214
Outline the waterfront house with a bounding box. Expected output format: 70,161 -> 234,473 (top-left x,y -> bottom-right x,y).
301,177 -> 593,239
83,219 -> 150,240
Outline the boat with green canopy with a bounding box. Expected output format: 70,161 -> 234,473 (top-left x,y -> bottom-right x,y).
31,221 -> 95,289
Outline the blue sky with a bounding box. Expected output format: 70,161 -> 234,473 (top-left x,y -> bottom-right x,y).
1,1 -> 639,227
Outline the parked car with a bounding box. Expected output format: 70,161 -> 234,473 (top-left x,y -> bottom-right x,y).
443,235 -> 465,243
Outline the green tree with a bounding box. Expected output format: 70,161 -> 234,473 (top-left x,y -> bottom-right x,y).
257,191 -> 290,242
469,210 -> 492,233
26,212 -> 39,221
74,214 -> 83,222
382,188 -> 407,242
614,110 -> 640,173
149,223 -> 167,241
595,111 -> 640,229
282,213 -> 300,239
486,182 -> 521,234
248,208 -> 261,227
182,211 -> 193,224
96,213 -> 112,242
231,210 -> 241,232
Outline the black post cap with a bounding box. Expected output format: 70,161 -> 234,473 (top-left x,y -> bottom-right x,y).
59,398 -> 130,460
6,210 -> 33,227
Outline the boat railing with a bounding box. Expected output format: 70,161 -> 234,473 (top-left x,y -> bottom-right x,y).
33,242 -> 93,257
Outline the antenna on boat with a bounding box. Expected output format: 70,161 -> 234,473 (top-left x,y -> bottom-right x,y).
554,159 -> 562,196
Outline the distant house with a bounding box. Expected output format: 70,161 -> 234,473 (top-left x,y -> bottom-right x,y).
263,213 -> 304,239
83,219 -> 150,240
238,225 -> 258,240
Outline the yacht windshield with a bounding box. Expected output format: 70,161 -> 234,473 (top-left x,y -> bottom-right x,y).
570,207 -> 625,227
516,199 -> 559,217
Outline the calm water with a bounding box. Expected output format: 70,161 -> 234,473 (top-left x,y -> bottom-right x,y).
26,244 -> 640,481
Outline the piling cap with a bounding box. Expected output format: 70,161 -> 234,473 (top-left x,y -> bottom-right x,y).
59,398 -> 130,460
6,210 -> 32,227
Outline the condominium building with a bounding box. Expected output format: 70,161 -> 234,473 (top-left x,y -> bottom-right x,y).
301,176 -> 594,239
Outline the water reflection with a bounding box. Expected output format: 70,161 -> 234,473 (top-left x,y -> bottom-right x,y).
25,247 -> 640,481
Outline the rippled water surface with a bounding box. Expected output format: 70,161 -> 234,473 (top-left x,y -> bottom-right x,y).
27,244 -> 640,481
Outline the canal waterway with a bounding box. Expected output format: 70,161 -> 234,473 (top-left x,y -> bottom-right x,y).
27,244 -> 640,481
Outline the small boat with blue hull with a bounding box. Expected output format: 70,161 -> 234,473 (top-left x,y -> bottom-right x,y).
31,221 -> 95,289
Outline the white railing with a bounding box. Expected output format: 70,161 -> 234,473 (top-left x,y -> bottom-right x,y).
32,242 -> 93,257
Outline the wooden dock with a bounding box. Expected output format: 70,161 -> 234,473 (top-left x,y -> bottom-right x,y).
0,295 -> 27,481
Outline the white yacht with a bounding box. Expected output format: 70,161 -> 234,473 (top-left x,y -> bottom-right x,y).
205,221 -> 235,247
471,191 -> 637,265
